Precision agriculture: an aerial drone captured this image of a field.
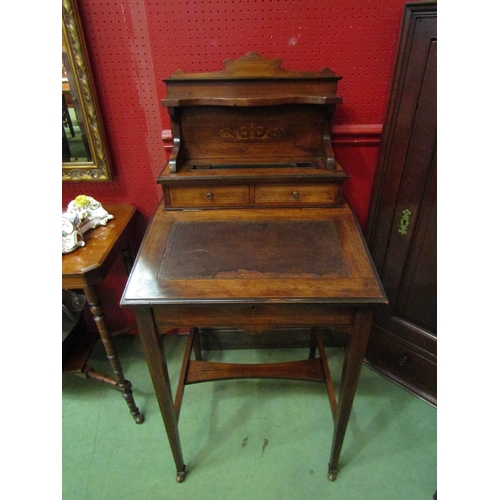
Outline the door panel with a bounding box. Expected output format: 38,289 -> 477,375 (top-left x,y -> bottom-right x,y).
364,2 -> 437,405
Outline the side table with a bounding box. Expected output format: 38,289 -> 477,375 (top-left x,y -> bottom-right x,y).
62,204 -> 144,424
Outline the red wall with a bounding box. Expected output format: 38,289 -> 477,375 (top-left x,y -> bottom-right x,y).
63,0 -> 415,333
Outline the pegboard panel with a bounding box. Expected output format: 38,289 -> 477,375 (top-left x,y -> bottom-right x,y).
62,0 -> 416,333
148,0 -> 405,126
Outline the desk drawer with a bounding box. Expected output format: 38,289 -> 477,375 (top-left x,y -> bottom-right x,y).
255,183 -> 339,205
365,329 -> 436,406
153,304 -> 356,331
169,185 -> 250,207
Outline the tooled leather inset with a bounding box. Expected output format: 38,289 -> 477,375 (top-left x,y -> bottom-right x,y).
158,220 -> 350,280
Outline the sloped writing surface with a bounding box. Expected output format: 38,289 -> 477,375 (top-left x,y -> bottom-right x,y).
158,220 -> 350,280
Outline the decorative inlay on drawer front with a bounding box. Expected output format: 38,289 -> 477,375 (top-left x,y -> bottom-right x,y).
169,185 -> 250,207
255,184 -> 339,205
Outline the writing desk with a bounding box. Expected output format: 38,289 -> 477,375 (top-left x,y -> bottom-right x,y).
121,201 -> 386,481
121,53 -> 386,481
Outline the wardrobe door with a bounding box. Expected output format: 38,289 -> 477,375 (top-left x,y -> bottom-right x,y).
364,1 -> 437,406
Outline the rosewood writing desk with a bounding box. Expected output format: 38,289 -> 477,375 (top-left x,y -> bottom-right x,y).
63,204 -> 144,424
121,54 -> 386,481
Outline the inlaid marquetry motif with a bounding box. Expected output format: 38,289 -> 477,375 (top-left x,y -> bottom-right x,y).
220,122 -> 285,140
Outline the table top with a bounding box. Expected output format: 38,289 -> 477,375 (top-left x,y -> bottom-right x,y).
121,201 -> 386,307
62,204 -> 136,288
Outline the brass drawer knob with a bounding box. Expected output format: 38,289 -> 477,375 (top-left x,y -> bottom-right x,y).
292,191 -> 299,198
206,192 -> 213,199
398,355 -> 410,367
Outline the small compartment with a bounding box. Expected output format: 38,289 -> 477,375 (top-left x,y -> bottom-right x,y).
255,183 -> 339,205
190,161 -> 315,170
365,329 -> 436,405
169,185 -> 250,207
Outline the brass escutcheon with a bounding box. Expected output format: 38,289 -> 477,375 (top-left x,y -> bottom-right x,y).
398,209 -> 411,235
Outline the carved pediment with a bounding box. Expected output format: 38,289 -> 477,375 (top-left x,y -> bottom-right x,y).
170,52 -> 338,79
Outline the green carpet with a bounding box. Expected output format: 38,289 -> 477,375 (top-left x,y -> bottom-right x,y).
62,334 -> 437,499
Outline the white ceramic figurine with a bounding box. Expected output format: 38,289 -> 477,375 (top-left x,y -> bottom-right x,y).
62,195 -> 114,254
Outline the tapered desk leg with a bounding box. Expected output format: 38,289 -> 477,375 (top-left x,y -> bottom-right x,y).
135,308 -> 187,483
328,308 -> 373,481
83,285 -> 144,424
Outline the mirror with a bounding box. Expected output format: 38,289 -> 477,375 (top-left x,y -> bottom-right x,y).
62,0 -> 112,181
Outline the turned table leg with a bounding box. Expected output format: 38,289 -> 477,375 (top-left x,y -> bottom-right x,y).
135,307 -> 186,482
83,285 -> 144,424
328,308 -> 373,481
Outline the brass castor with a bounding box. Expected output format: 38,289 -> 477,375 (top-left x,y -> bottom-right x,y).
328,469 -> 338,481
176,467 -> 187,483
134,413 -> 145,424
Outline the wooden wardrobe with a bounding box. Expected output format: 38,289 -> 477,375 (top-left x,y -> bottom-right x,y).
364,1 -> 437,406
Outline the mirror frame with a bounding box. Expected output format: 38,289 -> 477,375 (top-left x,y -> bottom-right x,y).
62,0 -> 112,181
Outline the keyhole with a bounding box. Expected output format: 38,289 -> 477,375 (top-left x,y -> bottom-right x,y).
398,209 -> 411,235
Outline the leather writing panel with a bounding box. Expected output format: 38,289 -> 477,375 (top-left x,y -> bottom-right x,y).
158,220 -> 349,279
